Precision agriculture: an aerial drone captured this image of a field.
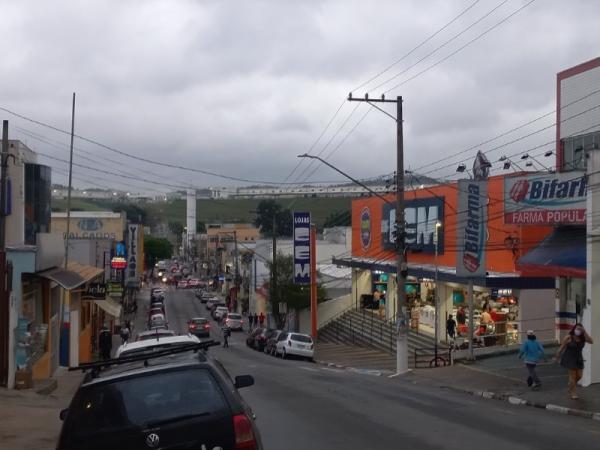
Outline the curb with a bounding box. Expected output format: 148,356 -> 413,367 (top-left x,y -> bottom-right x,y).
313,359 -> 388,377
440,385 -> 600,421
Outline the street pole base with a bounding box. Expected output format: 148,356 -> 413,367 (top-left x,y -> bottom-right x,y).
388,369 -> 413,378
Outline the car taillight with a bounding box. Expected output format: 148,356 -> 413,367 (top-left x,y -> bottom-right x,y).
204,324 -> 210,329
233,414 -> 257,449
189,324 -> 196,329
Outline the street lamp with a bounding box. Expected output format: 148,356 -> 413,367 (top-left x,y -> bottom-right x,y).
434,221 -> 442,367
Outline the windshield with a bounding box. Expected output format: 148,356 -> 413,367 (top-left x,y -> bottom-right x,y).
66,369 -> 227,435
191,318 -> 208,325
227,314 -> 241,320
291,334 -> 312,343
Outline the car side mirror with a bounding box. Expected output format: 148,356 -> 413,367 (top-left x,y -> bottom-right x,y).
234,375 -> 254,389
59,408 -> 68,421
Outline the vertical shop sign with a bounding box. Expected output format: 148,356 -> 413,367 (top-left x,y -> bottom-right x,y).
293,212 -> 311,284
456,180 -> 487,278
127,224 -> 139,284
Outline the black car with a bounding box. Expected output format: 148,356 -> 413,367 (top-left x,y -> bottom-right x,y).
188,317 -> 211,337
247,328 -> 274,352
57,343 -> 262,450
264,330 -> 284,355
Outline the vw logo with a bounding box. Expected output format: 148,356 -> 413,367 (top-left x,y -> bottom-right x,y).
146,433 -> 160,448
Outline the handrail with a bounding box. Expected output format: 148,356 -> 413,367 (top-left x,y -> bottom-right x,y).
319,302 -> 356,329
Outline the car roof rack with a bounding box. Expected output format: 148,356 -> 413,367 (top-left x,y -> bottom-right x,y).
69,340 -> 220,378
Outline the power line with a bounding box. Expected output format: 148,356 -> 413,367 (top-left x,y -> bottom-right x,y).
384,0 -> 537,94
369,0 -> 509,93
351,0 -> 483,93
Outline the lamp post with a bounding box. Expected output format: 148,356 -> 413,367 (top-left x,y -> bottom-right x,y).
434,221 -> 442,367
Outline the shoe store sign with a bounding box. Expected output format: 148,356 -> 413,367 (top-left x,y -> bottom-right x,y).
504,172 -> 586,225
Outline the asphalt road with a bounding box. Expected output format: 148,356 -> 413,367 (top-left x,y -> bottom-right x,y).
136,287 -> 600,450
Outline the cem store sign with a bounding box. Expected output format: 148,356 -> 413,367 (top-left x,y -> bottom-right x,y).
382,198 -> 444,254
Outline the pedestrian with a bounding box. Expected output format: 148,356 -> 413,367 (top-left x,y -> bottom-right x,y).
119,323 -> 130,344
446,314 -> 457,341
99,324 -> 112,360
518,330 -> 545,389
222,325 -> 231,348
258,312 -> 265,327
253,313 -> 259,328
249,313 -> 254,329
556,323 -> 594,399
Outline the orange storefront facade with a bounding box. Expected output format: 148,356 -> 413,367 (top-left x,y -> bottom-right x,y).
334,174 -> 559,347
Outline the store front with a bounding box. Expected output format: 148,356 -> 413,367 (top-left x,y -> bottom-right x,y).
336,174 -> 557,349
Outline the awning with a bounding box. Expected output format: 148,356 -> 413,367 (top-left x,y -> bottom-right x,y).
517,227 -> 585,278
332,257 -> 555,289
94,297 -> 122,318
36,262 -> 104,290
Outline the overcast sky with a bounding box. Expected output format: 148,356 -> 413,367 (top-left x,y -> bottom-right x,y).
1,0 -> 598,193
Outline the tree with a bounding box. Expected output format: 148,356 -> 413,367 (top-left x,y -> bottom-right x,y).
268,254 -> 326,328
112,203 -> 147,225
323,210 -> 351,228
254,199 -> 293,236
197,221 -> 206,233
145,237 -> 173,267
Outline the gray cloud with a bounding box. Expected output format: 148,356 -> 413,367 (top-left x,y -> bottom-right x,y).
0,0 -> 598,192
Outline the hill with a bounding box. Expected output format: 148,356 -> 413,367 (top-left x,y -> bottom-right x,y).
51,196 -> 352,230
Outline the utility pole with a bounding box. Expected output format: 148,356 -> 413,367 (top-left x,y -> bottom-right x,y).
0,120 -> 9,250
0,120 -> 9,386
347,93 -> 409,375
271,215 -> 277,320
233,230 -> 240,311
64,92 -> 76,270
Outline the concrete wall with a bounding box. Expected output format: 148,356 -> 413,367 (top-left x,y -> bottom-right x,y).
298,294 -> 353,335
518,288 -> 556,343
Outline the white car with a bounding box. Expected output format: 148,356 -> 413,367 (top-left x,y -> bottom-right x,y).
214,306 -> 229,321
275,332 -> 314,360
115,334 -> 200,358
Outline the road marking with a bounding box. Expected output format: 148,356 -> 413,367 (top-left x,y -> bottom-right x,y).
321,367 -> 345,374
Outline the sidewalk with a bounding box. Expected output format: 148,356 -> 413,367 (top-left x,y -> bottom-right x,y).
315,344 -> 600,419
0,368 -> 84,450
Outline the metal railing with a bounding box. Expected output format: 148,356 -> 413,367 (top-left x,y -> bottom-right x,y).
413,346 -> 453,368
329,307 -> 397,352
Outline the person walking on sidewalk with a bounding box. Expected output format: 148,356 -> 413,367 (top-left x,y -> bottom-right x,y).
556,323 -> 594,399
258,312 -> 265,327
446,315 -> 457,342
253,313 -> 259,328
222,325 -> 231,348
119,323 -> 130,344
248,313 -> 254,330
99,325 -> 112,360
518,330 -> 545,389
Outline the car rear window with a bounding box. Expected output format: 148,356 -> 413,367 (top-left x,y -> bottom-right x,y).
192,318 -> 208,325
66,369 -> 228,435
291,334 -> 312,343
227,314 -> 241,320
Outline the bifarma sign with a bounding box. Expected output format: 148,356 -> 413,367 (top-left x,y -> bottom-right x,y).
504,172 -> 586,225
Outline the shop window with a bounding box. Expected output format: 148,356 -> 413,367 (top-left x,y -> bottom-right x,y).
17,278 -> 49,368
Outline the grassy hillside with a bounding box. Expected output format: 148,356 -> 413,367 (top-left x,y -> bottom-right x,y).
51,196 -> 352,229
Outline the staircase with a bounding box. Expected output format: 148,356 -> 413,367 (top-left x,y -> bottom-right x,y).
318,309 -> 440,364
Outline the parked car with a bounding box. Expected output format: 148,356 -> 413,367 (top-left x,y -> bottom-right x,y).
264,330 -> 284,355
59,341 -> 262,450
148,307 -> 165,319
115,334 -> 200,358
148,314 -> 168,330
246,328 -> 264,348
135,329 -> 176,341
188,317 -> 211,337
177,280 -> 189,289
275,332 -> 314,360
206,298 -> 223,310
223,313 -> 244,331
213,306 -> 229,321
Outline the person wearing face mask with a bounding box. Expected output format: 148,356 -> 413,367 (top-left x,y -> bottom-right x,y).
556,323 -> 594,399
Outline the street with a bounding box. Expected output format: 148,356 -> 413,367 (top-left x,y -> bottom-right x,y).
137,287 -> 600,450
